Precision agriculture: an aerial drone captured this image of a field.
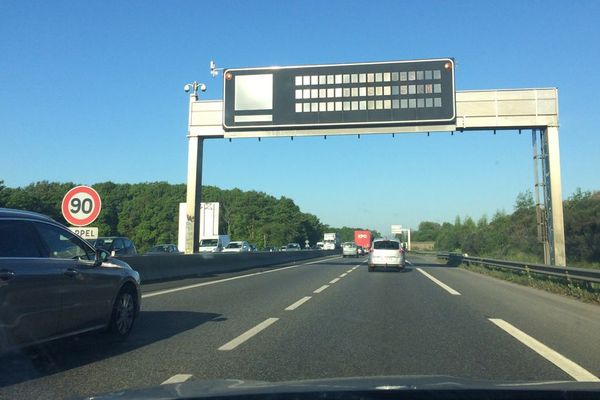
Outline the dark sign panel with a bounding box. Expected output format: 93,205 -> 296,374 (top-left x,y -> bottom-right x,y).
223,58 -> 455,131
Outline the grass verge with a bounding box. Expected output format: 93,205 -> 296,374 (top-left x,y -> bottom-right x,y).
460,263 -> 600,305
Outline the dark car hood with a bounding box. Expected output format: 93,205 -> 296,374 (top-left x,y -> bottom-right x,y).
82,375 -> 600,399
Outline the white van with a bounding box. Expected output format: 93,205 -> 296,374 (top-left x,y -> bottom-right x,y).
198,235 -> 230,252
368,238 -> 405,271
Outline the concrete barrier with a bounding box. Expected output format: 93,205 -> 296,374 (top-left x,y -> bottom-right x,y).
117,250 -> 340,283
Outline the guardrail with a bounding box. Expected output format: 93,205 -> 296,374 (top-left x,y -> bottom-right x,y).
118,250 -> 340,283
412,250 -> 600,284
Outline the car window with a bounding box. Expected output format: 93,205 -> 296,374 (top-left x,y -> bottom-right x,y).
0,220 -> 43,258
373,240 -> 400,250
34,222 -> 94,260
113,238 -> 125,250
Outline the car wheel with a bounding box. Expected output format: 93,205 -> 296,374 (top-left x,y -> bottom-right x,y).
109,288 -> 137,338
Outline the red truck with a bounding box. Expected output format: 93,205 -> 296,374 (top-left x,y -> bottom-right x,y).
354,230 -> 372,251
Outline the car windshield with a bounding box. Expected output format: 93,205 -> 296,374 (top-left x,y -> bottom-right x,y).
3,2 -> 600,399
373,240 -> 400,250
93,238 -> 114,248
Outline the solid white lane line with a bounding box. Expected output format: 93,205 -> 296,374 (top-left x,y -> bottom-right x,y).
346,269 -> 353,273
285,296 -> 312,311
143,256 -> 343,299
329,278 -> 340,284
416,268 -> 461,295
313,285 -> 329,293
489,318 -> 599,382
218,318 -> 279,351
161,374 -> 193,385
339,273 -> 348,278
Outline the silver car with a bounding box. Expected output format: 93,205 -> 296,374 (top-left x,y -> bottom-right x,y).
0,208 -> 141,352
222,241 -> 251,253
368,238 -> 405,271
342,242 -> 358,258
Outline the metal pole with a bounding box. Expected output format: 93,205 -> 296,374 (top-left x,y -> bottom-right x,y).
185,91 -> 204,254
532,130 -> 550,264
544,126 -> 566,266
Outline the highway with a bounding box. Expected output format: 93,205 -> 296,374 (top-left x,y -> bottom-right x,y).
1,254 -> 599,399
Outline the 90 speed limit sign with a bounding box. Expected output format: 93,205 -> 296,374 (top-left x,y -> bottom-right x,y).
61,186 -> 102,227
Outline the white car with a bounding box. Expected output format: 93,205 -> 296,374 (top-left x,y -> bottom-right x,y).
222,241 -> 250,253
342,242 -> 358,258
368,238 -> 405,271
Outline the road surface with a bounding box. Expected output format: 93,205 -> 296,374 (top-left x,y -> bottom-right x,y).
1,254 -> 598,399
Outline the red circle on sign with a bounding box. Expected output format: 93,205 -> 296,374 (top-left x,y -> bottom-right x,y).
61,186 -> 102,227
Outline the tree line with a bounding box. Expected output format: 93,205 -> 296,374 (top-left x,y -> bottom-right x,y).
0,180 -> 376,253
412,189 -> 600,266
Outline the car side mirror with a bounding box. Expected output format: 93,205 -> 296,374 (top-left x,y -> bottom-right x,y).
95,249 -> 110,266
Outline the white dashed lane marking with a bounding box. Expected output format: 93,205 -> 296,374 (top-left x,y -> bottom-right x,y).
218,318 -> 279,351
416,268 -> 461,295
313,285 -> 329,293
143,256 -> 342,299
161,374 -> 193,385
489,318 -> 599,382
285,296 -> 312,311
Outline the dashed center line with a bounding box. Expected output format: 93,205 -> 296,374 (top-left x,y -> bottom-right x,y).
218,318 -> 279,351
346,269 -> 353,273
161,374 -> 193,385
142,256 -> 342,299
285,296 -> 312,311
329,278 -> 340,284
489,318 -> 599,382
313,284 -> 329,293
416,268 -> 461,295
339,273 -> 348,278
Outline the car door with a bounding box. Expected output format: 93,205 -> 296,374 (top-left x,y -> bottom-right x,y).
33,222 -> 119,334
0,219 -> 63,350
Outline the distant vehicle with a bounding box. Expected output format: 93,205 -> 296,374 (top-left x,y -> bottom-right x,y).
222,241 -> 251,253
323,232 -> 340,250
354,230 -> 372,251
342,242 -> 358,258
316,241 -> 324,249
146,244 -> 181,255
284,243 -> 302,251
368,238 -> 405,272
357,245 -> 365,256
0,208 -> 141,352
198,235 -> 230,253
263,246 -> 277,252
249,244 -> 258,252
93,236 -> 137,256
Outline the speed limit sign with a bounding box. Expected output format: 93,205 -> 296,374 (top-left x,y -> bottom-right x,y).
61,186 -> 102,227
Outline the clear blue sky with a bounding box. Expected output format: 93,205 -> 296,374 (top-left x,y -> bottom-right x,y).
1,0 -> 599,235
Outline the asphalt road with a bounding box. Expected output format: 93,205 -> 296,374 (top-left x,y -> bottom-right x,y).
1,254 -> 599,399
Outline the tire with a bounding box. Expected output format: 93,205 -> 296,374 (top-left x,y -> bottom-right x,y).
108,288 -> 137,338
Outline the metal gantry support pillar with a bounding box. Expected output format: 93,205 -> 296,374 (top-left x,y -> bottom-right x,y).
544,126 -> 566,266
185,91 -> 204,254
532,128 -> 566,266
532,129 -> 550,263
